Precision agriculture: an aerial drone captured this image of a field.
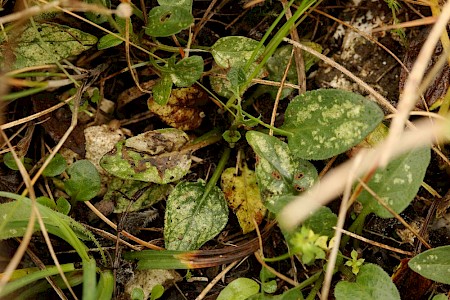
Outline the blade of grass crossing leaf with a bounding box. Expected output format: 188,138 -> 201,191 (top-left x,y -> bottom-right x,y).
0,263 -> 75,298
82,258 -> 97,300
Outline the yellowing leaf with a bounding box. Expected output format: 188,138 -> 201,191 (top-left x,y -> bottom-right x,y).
221,163 -> 266,234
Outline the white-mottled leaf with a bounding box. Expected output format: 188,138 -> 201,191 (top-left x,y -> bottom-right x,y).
408,245 -> 450,284
1,23 -> 97,70
100,128 -> 191,184
158,0 -> 192,7
335,264 -> 400,300
168,55 -> 204,87
153,76 -> 173,106
211,36 -> 264,68
358,147 -> 430,218
281,89 -> 384,160
145,6 -> 193,37
164,181 -> 228,250
246,131 -> 317,211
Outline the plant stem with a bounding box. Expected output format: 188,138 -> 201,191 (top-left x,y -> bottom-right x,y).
264,252 -> 292,262
297,270 -> 322,290
339,207 -> 371,250
240,110 -> 293,137
202,147 -> 231,199
305,271 -> 324,300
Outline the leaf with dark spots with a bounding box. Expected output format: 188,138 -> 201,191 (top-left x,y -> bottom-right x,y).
100,128 -> 192,184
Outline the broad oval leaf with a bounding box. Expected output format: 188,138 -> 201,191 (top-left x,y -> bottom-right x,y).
334,264 -> 400,300
211,36 -> 264,68
64,160 -> 101,201
1,23 -> 97,70
164,181 -> 228,250
217,278 -> 259,300
281,89 -> 384,160
221,163 -> 266,234
145,6 -> 193,37
42,153 -> 67,177
246,131 -> 317,210
168,55 -> 204,87
100,128 -> 191,184
408,245 -> 450,284
358,147 -> 430,218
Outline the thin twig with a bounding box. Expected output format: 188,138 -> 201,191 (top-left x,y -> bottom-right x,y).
195,260 -> 239,300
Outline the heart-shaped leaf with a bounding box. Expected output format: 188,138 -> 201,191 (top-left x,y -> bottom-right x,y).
408,245 -> 450,284
334,264 -> 400,300
168,55 -> 204,87
100,128 -> 191,184
64,160 -> 101,202
246,131 -> 317,210
281,89 -> 384,160
145,6 -> 193,37
211,36 -> 264,68
221,162 -> 266,234
164,181 -> 228,250
358,147 -> 430,218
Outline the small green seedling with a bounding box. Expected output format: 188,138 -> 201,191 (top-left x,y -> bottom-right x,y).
345,249 -> 365,275
64,160 -> 101,202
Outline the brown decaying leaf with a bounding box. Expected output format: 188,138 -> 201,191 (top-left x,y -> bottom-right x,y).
148,85 -> 209,131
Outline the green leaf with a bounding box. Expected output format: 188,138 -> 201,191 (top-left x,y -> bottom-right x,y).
263,43 -> 322,99
1,23 -> 97,70
334,264 -> 400,300
145,6 -> 193,37
0,192 -> 98,261
432,294 -> 449,300
246,131 -> 317,210
64,160 -> 101,202
358,147 -> 430,218
302,206 -> 337,238
164,181 -> 228,250
100,129 -> 192,184
211,36 -> 264,68
84,0 -> 110,24
97,34 -> 123,50
3,152 -> 31,171
153,76 -> 173,106
168,55 -> 204,87
150,284 -> 165,300
36,196 -> 56,209
56,197 -> 71,215
42,153 -> 67,177
281,89 -> 384,160
220,163 -> 266,234
217,278 -> 260,300
157,0 -> 192,7
408,245 -> 450,284
102,178 -> 172,213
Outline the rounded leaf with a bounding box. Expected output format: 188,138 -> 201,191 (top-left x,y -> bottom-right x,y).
42,153 -> 67,177
145,6 -> 193,37
211,36 -> 264,68
64,160 -> 101,201
168,56 -> 204,87
217,278 -> 259,300
281,89 -> 384,160
335,264 -> 400,300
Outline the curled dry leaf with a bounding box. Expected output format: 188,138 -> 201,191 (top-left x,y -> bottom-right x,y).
148,85 -> 208,130
221,163 -> 266,234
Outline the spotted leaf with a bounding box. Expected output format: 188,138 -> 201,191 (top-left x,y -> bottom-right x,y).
145,6 -> 193,37
281,89 -> 384,160
246,131 -> 317,211
164,181 -> 228,250
408,245 -> 450,284
100,128 -> 191,184
358,147 -> 430,218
